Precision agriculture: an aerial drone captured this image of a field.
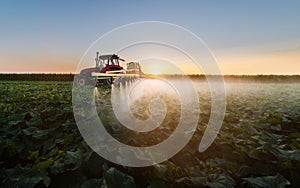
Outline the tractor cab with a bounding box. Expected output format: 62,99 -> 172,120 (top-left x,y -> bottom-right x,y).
96,53 -> 124,73
77,53 -> 124,86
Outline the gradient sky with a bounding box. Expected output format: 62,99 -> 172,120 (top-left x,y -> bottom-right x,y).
0,0 -> 299,74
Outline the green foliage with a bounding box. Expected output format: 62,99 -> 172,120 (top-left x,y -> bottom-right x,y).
0,81 -> 300,187
0,74 -> 74,81
103,167 -> 136,188
242,174 -> 290,188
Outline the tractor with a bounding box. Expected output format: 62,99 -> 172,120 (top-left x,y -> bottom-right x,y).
76,52 -> 142,86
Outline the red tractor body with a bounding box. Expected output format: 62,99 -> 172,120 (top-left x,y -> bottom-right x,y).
76,52 -> 142,86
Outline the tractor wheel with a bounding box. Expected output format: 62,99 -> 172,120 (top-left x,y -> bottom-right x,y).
76,75 -> 88,86
75,75 -> 98,86
103,77 -> 113,85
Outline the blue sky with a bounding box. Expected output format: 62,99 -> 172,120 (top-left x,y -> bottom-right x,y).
0,0 -> 299,74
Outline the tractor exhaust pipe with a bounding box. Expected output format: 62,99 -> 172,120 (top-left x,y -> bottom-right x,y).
95,52 -> 100,67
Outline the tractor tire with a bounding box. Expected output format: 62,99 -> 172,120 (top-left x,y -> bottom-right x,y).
75,75 -> 98,87
76,75 -> 89,86
103,77 -> 113,85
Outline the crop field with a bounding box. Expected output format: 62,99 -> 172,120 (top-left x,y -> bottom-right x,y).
1,79 -> 300,187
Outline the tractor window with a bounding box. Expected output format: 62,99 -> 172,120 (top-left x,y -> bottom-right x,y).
110,59 -> 115,65
110,58 -> 119,66
114,59 -> 119,66
103,59 -> 109,66
97,59 -> 105,70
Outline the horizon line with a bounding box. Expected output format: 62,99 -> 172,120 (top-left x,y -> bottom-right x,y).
0,72 -> 299,76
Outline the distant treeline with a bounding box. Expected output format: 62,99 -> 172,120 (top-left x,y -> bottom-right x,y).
222,74 -> 300,83
159,74 -> 300,83
0,73 -> 300,83
0,74 -> 74,81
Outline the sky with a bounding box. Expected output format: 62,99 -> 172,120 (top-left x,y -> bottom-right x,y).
0,0 -> 299,75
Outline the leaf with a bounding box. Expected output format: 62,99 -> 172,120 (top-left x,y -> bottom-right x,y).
147,180 -> 168,188
243,123 -> 259,135
84,152 -> 106,178
33,129 -> 49,139
25,113 -> 42,127
50,160 -> 65,175
64,150 -> 82,171
22,127 -> 48,139
152,164 -> 168,180
2,165 -> 49,188
8,120 -> 24,127
43,176 -> 51,187
176,174 -> 236,188
269,148 -> 300,161
103,167 -> 136,188
185,165 -> 204,177
242,174 -> 290,188
270,124 -> 282,131
189,177 -> 208,187
81,178 -> 104,188
65,151 -> 81,163
206,174 -> 236,188
267,112 -> 282,125
32,158 -> 54,171
23,127 -> 38,136
42,139 -> 56,153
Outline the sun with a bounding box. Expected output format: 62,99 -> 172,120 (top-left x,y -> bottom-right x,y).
140,58 -> 184,75
142,64 -> 164,75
